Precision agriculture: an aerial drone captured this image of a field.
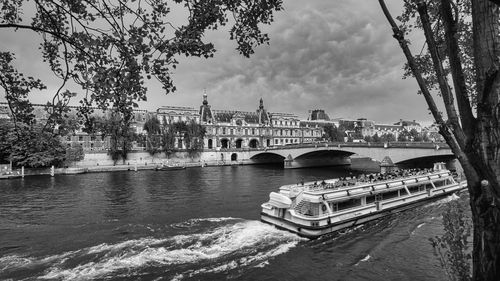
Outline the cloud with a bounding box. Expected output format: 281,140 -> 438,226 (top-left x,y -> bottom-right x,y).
0,0 -> 434,124
160,0 -> 431,123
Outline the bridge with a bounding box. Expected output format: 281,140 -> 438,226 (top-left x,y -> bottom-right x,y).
240,142 -> 455,169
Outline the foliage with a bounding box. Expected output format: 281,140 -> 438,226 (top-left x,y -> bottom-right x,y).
184,120 -> 206,157
143,116 -> 161,135
57,114 -> 81,136
0,119 -> 67,167
410,128 -> 423,141
161,120 -> 177,158
0,0 -> 283,133
322,124 -> 345,142
398,130 -> 410,142
65,145 -> 84,165
97,111 -> 135,164
156,119 -> 206,157
143,116 -> 162,155
9,124 -> 66,168
380,133 -> 396,143
0,120 -> 13,163
430,199 -> 472,281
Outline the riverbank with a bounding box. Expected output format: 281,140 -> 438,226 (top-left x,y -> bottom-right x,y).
2,159 -> 257,179
2,157 -> 381,179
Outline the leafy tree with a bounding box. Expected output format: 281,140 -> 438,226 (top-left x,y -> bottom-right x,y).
422,132 -> 430,142
323,124 -> 345,142
372,133 -> 381,143
57,114 -> 81,136
143,115 -> 162,155
0,120 -> 13,163
409,128 -> 421,142
430,199 -> 472,281
161,121 -> 177,158
65,145 -> 84,166
364,135 -> 373,143
9,124 -> 66,167
379,0 -> 500,279
398,130 -> 410,142
184,120 -> 206,157
0,0 -> 283,134
99,111 -> 135,164
380,133 -> 396,143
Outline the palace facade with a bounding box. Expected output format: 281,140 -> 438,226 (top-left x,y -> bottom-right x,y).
196,94 -> 322,149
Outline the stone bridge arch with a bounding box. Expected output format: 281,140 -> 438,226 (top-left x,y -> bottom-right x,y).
247,144 -> 455,169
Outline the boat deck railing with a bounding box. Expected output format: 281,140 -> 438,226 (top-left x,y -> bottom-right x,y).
298,171 -> 451,195
290,180 -> 465,220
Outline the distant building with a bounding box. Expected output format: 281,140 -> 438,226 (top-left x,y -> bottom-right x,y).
422,123 -> 444,142
199,95 -> 273,149
355,118 -> 402,140
198,95 -> 322,149
299,110 -> 339,141
394,119 -> 422,133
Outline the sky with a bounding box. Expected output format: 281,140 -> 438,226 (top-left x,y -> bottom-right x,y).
0,0 -> 435,125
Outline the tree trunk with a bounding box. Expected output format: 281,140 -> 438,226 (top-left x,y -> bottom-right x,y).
469,1 -> 500,279
467,178 -> 500,281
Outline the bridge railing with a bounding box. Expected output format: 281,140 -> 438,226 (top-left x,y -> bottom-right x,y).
201,142 -> 449,152
257,141 -> 449,151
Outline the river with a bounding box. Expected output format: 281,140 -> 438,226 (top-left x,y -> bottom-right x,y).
0,164 -> 463,280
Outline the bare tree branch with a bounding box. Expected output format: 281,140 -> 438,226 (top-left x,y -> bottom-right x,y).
440,0 -> 476,137
416,1 -> 467,148
378,0 -> 479,184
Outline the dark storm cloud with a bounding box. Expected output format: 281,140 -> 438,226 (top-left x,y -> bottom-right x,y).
0,0 -> 433,124
163,0 -> 431,123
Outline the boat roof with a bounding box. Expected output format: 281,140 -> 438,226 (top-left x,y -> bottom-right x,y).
280,170 -> 452,196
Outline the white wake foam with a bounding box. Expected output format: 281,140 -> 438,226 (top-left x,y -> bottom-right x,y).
426,193 -> 460,207
24,218 -> 304,280
355,254 -> 372,266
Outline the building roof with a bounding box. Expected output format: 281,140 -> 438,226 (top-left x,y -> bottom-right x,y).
308,109 -> 330,121
394,119 -> 421,126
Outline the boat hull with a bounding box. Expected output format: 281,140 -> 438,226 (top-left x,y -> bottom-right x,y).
261,188 -> 463,239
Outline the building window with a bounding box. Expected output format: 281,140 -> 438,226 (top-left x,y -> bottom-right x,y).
223,128 -> 226,135
252,128 -> 255,135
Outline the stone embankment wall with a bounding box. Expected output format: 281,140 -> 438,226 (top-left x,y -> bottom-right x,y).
74,150 -> 253,167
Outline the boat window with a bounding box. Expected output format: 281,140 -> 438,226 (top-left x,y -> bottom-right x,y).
408,186 -> 422,193
434,180 -> 446,187
299,202 -> 320,217
337,198 -> 362,211
366,195 -> 376,204
330,202 -> 338,212
382,190 -> 399,200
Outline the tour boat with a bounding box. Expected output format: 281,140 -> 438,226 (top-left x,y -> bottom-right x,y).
260,163 -> 467,239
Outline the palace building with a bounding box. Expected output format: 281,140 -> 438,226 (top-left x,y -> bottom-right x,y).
197,94 -> 322,149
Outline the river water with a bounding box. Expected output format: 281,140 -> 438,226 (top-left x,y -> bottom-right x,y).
0,164 -> 464,280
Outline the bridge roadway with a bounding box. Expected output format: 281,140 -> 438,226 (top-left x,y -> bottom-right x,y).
242,142 -> 455,169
